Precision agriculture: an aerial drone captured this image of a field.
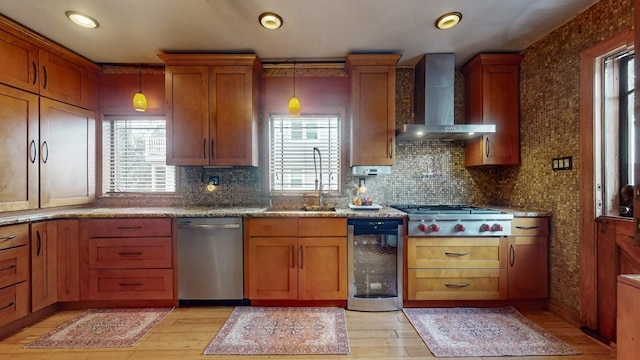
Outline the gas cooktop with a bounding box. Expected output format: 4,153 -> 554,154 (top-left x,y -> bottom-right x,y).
389,204 -> 502,215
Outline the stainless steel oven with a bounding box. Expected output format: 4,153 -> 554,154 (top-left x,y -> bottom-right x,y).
347,218 -> 403,311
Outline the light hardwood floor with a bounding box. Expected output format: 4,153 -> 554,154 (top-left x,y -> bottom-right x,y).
0,307 -> 615,359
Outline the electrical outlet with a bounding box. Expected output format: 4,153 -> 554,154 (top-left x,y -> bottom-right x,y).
208,175 -> 220,185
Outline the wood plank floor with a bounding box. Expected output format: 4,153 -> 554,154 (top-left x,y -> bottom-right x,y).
0,307 -> 615,359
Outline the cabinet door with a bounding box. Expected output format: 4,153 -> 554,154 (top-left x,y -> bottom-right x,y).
507,236 -> 548,299
31,221 -> 58,312
0,84 -> 39,212
247,237 -> 297,300
0,29 -> 39,92
38,50 -> 91,109
165,66 -> 210,165
349,64 -> 396,166
210,66 -> 258,166
56,219 -> 80,302
298,237 -> 347,300
39,98 -> 96,208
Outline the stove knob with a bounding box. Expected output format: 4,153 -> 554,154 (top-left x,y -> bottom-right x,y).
480,223 -> 491,232
455,224 -> 466,232
491,223 -> 504,232
429,224 -> 440,232
418,223 -> 428,232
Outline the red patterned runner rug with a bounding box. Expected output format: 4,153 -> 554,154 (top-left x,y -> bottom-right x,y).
204,306 -> 350,355
403,306 -> 581,357
24,308 -> 172,349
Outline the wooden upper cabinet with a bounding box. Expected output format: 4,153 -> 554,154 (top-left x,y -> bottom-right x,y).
346,54 -> 400,167
160,54 -> 261,166
0,18 -> 99,110
462,54 -> 523,166
0,29 -> 39,93
39,98 -> 96,208
0,84 -> 39,212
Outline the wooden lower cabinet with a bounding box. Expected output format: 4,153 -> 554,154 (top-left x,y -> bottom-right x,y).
617,274 -> 640,359
507,217 -> 549,299
245,218 -> 347,301
81,218 -> 174,301
30,221 -> 57,312
406,237 -> 508,300
56,219 -> 80,302
0,224 -> 29,327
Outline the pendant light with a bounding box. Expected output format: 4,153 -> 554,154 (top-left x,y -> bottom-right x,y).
133,66 -> 147,112
288,60 -> 301,116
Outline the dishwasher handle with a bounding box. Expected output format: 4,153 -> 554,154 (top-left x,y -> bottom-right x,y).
178,223 -> 241,230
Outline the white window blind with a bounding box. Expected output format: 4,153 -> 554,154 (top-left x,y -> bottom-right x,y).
269,114 -> 340,192
102,117 -> 176,193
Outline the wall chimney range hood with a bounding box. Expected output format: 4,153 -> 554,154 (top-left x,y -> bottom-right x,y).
395,53 -> 496,141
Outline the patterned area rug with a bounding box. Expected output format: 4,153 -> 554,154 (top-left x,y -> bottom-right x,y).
403,306 -> 581,357
24,308 -> 172,349
204,306 -> 350,355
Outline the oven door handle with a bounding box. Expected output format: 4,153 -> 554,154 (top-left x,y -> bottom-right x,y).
445,251 -> 470,257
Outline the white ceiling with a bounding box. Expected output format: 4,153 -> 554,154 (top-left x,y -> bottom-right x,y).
0,0 -> 600,66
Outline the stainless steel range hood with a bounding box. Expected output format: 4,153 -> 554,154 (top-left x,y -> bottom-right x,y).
396,53 -> 496,141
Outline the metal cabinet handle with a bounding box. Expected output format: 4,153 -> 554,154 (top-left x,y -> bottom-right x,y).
0,235 -> 16,242
116,226 -> 142,231
211,139 -> 215,159
0,264 -> 16,272
485,137 -> 490,158
178,223 -> 240,229
445,251 -> 469,257
0,302 -> 15,311
41,141 -> 49,164
299,246 -> 304,269
42,66 -> 48,89
32,61 -> 37,85
515,226 -> 540,230
445,283 -> 470,287
29,140 -> 37,163
118,283 -> 143,287
509,244 -> 515,267
203,139 -> 206,158
36,231 -> 42,256
388,138 -> 393,159
291,245 -> 295,269
118,252 -> 143,256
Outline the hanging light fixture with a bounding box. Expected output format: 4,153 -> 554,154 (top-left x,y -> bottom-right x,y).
133,66 -> 147,112
288,60 -> 301,116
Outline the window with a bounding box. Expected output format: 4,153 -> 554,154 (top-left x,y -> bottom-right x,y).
269,114 -> 340,193
597,49 -> 635,216
102,116 -> 176,194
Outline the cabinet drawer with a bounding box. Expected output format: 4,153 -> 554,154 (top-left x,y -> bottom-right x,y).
247,218 -> 298,237
407,237 -> 507,269
299,218 -> 347,237
407,269 -> 507,300
88,269 -> 173,300
85,218 -> 171,238
0,245 -> 29,288
88,237 -> 172,269
0,224 -> 29,250
0,281 -> 29,327
511,217 -> 549,236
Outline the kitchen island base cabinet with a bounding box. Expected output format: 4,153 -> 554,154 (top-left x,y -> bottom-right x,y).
245,218 -> 347,301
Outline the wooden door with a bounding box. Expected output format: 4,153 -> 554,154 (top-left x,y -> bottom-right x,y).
209,65 -> 258,166
31,221 -> 57,312
507,236 -> 548,299
39,98 -> 95,208
349,64 -> 396,166
0,29 -> 39,93
298,237 -> 347,300
0,84 -> 39,211
164,65 -> 209,165
56,219 -> 80,302
247,237 -> 297,300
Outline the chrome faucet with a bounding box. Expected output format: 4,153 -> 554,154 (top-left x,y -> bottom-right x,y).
313,147 -> 323,206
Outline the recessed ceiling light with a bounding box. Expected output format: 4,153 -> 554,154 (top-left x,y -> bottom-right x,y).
435,12 -> 462,30
65,11 -> 99,29
259,12 -> 283,30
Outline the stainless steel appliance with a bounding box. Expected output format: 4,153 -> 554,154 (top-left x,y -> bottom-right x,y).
177,217 -> 247,305
347,218 -> 403,311
390,205 -> 513,237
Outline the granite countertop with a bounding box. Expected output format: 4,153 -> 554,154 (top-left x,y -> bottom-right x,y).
0,205 -> 408,226
485,206 -> 552,217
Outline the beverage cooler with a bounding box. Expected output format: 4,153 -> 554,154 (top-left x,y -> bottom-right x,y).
347,218 -> 403,311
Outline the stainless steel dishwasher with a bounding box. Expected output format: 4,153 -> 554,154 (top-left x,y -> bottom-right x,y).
177,217 -> 247,306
